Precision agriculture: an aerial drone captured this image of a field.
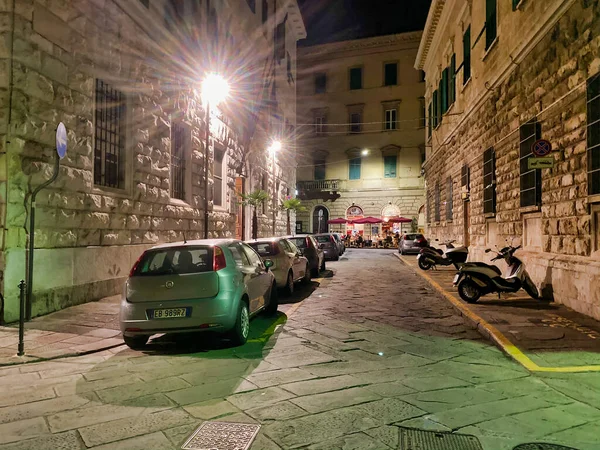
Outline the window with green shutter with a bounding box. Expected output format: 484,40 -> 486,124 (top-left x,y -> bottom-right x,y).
588,73 -> 600,196
384,63 -> 398,86
428,102 -> 433,139
449,54 -> 456,106
349,157 -> 361,180
432,90 -> 439,128
384,156 -> 397,178
463,27 -> 471,84
512,0 -> 522,11
485,0 -> 497,49
441,68 -> 449,113
446,177 -> 453,221
350,67 -> 362,90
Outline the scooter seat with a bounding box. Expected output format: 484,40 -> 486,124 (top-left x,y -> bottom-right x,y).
462,262 -> 502,275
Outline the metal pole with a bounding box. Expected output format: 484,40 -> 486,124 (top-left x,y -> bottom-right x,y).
203,101 -> 210,239
26,153 -> 60,320
18,280 -> 25,356
272,151 -> 276,235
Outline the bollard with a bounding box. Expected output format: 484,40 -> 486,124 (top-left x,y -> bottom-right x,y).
18,280 -> 26,356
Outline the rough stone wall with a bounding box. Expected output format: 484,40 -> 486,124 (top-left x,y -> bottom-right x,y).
424,0 -> 600,318
0,1 -> 295,322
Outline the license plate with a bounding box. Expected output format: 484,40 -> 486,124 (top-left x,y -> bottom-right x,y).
453,274 -> 460,284
149,307 -> 190,319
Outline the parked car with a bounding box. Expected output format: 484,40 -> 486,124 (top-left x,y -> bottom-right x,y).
246,237 -> 310,295
398,233 -> 429,255
286,234 -> 325,278
286,234 -> 325,277
120,239 -> 277,349
313,233 -> 341,261
331,233 -> 345,255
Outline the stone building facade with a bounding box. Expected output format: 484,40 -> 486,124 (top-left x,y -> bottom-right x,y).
0,0 -> 306,323
416,0 -> 600,318
295,33 -> 426,236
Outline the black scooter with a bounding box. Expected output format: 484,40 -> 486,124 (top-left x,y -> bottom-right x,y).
417,240 -> 469,270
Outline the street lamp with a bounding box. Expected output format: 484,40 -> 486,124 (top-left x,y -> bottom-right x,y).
201,73 -> 229,239
269,140 -> 281,235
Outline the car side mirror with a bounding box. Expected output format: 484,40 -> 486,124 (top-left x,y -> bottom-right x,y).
264,259 -> 274,270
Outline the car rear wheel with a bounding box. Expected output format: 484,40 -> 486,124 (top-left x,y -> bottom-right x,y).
228,301 -> 250,346
285,271 -> 294,295
264,282 -> 278,315
302,264 -> 311,284
123,335 -> 148,350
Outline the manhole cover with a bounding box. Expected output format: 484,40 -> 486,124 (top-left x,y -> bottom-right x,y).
181,421 -> 261,450
513,444 -> 579,450
398,427 -> 483,450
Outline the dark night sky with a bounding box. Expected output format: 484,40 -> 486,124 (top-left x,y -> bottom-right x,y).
297,0 -> 432,46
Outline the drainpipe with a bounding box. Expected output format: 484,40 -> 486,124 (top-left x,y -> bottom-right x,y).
0,0 -> 17,324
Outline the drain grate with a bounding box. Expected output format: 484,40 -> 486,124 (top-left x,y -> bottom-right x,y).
398,427 -> 484,450
513,444 -> 579,450
181,421 -> 261,450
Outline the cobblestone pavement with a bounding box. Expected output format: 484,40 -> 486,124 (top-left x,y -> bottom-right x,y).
0,249 -> 599,450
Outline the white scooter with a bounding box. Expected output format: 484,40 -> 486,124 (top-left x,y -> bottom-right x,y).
453,245 -> 540,303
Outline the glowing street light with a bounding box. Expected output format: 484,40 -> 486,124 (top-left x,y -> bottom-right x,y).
201,73 -> 230,106
361,149 -> 369,156
268,140 -> 282,154
202,73 -> 230,239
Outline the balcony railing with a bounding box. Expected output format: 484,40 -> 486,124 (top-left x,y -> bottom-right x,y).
297,179 -> 340,191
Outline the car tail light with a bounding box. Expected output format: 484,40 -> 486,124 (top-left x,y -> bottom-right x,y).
213,246 -> 227,271
129,252 -> 145,277
417,238 -> 425,244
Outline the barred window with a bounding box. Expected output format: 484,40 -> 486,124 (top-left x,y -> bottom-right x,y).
214,147 -> 225,208
427,192 -> 431,224
483,147 -> 497,214
588,73 -> 600,196
350,113 -> 362,133
519,119 -> 542,207
446,177 -> 453,221
435,182 -> 441,222
461,164 -> 470,192
94,79 -> 125,188
171,121 -> 186,200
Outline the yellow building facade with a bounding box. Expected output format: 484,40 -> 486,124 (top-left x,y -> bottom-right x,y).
295,32 -> 426,237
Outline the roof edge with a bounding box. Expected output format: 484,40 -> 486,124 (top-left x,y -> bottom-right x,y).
414,0 -> 444,70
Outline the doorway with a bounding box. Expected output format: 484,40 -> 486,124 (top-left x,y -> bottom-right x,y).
463,201 -> 470,247
312,206 -> 329,234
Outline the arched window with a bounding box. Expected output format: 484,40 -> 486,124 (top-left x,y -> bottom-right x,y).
346,205 -> 363,219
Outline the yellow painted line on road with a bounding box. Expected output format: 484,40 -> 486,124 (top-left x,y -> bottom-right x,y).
397,254 -> 600,373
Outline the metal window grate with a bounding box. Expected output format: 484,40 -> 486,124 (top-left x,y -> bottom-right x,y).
446,177 -> 453,220
519,119 -> 542,207
214,148 -> 225,207
171,121 -> 185,200
94,79 -> 125,188
435,182 -> 441,222
483,148 -> 496,214
587,73 -> 600,195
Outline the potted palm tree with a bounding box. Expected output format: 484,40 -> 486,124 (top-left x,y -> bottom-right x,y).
239,189 -> 269,239
280,196 -> 306,235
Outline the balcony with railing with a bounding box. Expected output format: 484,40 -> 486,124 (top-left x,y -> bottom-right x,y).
296,179 -> 341,201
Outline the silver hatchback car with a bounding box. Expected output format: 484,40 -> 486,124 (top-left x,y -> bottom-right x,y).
120,239 -> 276,349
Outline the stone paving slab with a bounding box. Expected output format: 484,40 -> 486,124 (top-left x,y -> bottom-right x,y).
0,296 -> 124,366
398,254 -> 600,369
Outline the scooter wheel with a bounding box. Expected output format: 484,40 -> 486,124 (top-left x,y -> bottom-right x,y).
457,279 -> 481,303
418,258 -> 432,271
523,277 -> 540,299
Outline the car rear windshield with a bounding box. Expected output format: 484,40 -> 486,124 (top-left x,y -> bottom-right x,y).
289,238 -> 307,249
133,246 -> 213,276
404,234 -> 422,240
247,242 -> 278,256
314,235 -> 331,243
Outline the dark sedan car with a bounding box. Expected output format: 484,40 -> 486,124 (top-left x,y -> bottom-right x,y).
285,235 -> 325,277
313,233 -> 340,261
398,233 -> 428,254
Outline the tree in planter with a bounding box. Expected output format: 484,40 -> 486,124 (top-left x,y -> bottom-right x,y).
411,216 -> 419,233
238,189 -> 270,239
280,197 -> 306,235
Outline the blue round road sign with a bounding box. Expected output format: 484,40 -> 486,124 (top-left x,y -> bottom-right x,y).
532,139 -> 552,157
56,122 -> 67,159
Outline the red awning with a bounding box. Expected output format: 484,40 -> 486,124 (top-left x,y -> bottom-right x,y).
386,216 -> 412,223
327,218 -> 348,224
352,216 -> 383,224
